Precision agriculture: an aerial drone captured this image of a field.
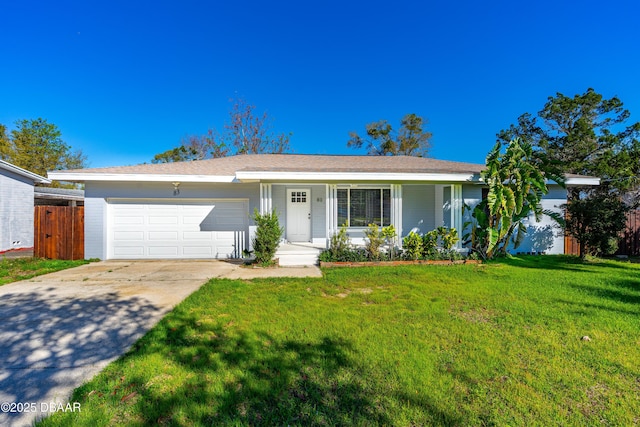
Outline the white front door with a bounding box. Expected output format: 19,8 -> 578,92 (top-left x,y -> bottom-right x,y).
286,189 -> 311,242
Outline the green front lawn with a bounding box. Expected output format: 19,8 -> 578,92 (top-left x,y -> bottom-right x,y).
40,256 -> 639,426
0,257 -> 89,285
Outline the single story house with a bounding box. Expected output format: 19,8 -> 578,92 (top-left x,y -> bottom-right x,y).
0,160 -> 51,252
48,154 -> 599,264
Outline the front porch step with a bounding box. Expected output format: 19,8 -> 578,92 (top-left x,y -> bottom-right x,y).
276,243 -> 324,266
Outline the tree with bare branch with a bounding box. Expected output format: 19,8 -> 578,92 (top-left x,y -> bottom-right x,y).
152,99 -> 291,163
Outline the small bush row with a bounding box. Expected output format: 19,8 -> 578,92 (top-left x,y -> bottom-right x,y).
319,224 -> 471,263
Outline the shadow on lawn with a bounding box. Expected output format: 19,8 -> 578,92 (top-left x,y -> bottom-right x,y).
63,306 -> 464,426
557,298 -> 640,317
569,278 -> 640,307
498,255 -> 640,273
116,315 -> 393,425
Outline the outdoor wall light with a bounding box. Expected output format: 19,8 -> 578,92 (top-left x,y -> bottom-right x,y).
172,182 -> 181,196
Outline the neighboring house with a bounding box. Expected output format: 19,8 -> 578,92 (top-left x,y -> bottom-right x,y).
48,154 -> 599,263
0,160 -> 51,252
34,187 -> 85,206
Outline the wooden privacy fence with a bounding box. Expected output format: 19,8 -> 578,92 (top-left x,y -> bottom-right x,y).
565,209 -> 640,256
34,206 -> 84,260
618,209 -> 640,256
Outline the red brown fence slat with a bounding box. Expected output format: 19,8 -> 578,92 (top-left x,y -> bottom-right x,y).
618,209 -> 640,256
564,209 -> 640,256
34,206 -> 84,260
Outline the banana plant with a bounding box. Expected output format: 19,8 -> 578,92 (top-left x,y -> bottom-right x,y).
470,138 -> 561,258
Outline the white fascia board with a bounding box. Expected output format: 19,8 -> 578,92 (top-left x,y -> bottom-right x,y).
46,172 -> 236,183
564,177 -> 600,186
473,177 -> 601,187
0,160 -> 51,184
235,170 -> 477,182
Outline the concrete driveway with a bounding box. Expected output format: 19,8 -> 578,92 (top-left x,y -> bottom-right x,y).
0,260 -> 321,426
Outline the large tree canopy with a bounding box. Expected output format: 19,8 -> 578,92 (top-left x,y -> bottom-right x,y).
498,88 -> 640,257
152,99 -> 291,163
497,88 -> 640,195
0,118 -> 87,177
347,113 -> 432,156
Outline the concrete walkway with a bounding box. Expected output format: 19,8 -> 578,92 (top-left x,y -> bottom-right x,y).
0,260 -> 321,426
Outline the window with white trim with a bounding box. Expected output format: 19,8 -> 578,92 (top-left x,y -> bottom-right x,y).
337,188 -> 390,227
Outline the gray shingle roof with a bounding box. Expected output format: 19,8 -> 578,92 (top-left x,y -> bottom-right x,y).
53,154 -> 485,176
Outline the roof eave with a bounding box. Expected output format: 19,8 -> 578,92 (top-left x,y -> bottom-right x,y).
46,172 -> 236,183
0,160 -> 51,184
34,193 -> 84,201
564,177 -> 600,186
235,170 -> 479,182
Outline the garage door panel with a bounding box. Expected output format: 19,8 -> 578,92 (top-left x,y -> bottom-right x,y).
148,246 -> 179,256
183,246 -> 214,256
199,203 -> 248,231
109,200 -> 248,259
149,216 -> 179,225
148,231 -> 179,240
149,204 -> 178,211
113,215 -> 144,225
183,216 -> 207,225
113,246 -> 145,256
113,204 -> 143,211
114,231 -> 144,240
215,216 -> 247,227
183,231 -> 214,240
182,205 -> 213,212
214,231 -> 238,242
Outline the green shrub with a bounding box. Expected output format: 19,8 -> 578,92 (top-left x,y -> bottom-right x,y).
319,247 -> 368,262
603,237 -> 619,256
438,226 -> 460,251
364,224 -> 385,260
329,223 -> 351,258
320,224 -> 369,262
422,230 -> 438,257
252,209 -> 284,266
403,231 -> 424,260
381,225 -> 398,260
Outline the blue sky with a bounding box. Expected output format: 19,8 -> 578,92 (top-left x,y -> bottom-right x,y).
1,0 -> 639,168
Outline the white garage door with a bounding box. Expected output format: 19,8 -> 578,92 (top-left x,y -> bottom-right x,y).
108,199 -> 248,259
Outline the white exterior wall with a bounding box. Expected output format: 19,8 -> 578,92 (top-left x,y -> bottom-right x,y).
443,187 -> 452,228
272,185 -> 286,223
0,169 -> 35,251
84,196 -> 108,259
402,184 -> 435,236
512,185 -> 566,254
462,184 -> 483,230
462,185 -> 483,207
84,181 -> 260,259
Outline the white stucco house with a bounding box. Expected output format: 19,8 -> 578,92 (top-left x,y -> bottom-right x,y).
0,160 -> 51,253
48,154 -> 599,264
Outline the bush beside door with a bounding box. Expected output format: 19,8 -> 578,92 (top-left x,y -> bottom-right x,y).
34,206 -> 84,260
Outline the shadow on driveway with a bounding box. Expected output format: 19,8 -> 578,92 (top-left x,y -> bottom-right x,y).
0,287 -> 162,426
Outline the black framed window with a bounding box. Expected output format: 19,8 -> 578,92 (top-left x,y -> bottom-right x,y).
337,188 -> 391,227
